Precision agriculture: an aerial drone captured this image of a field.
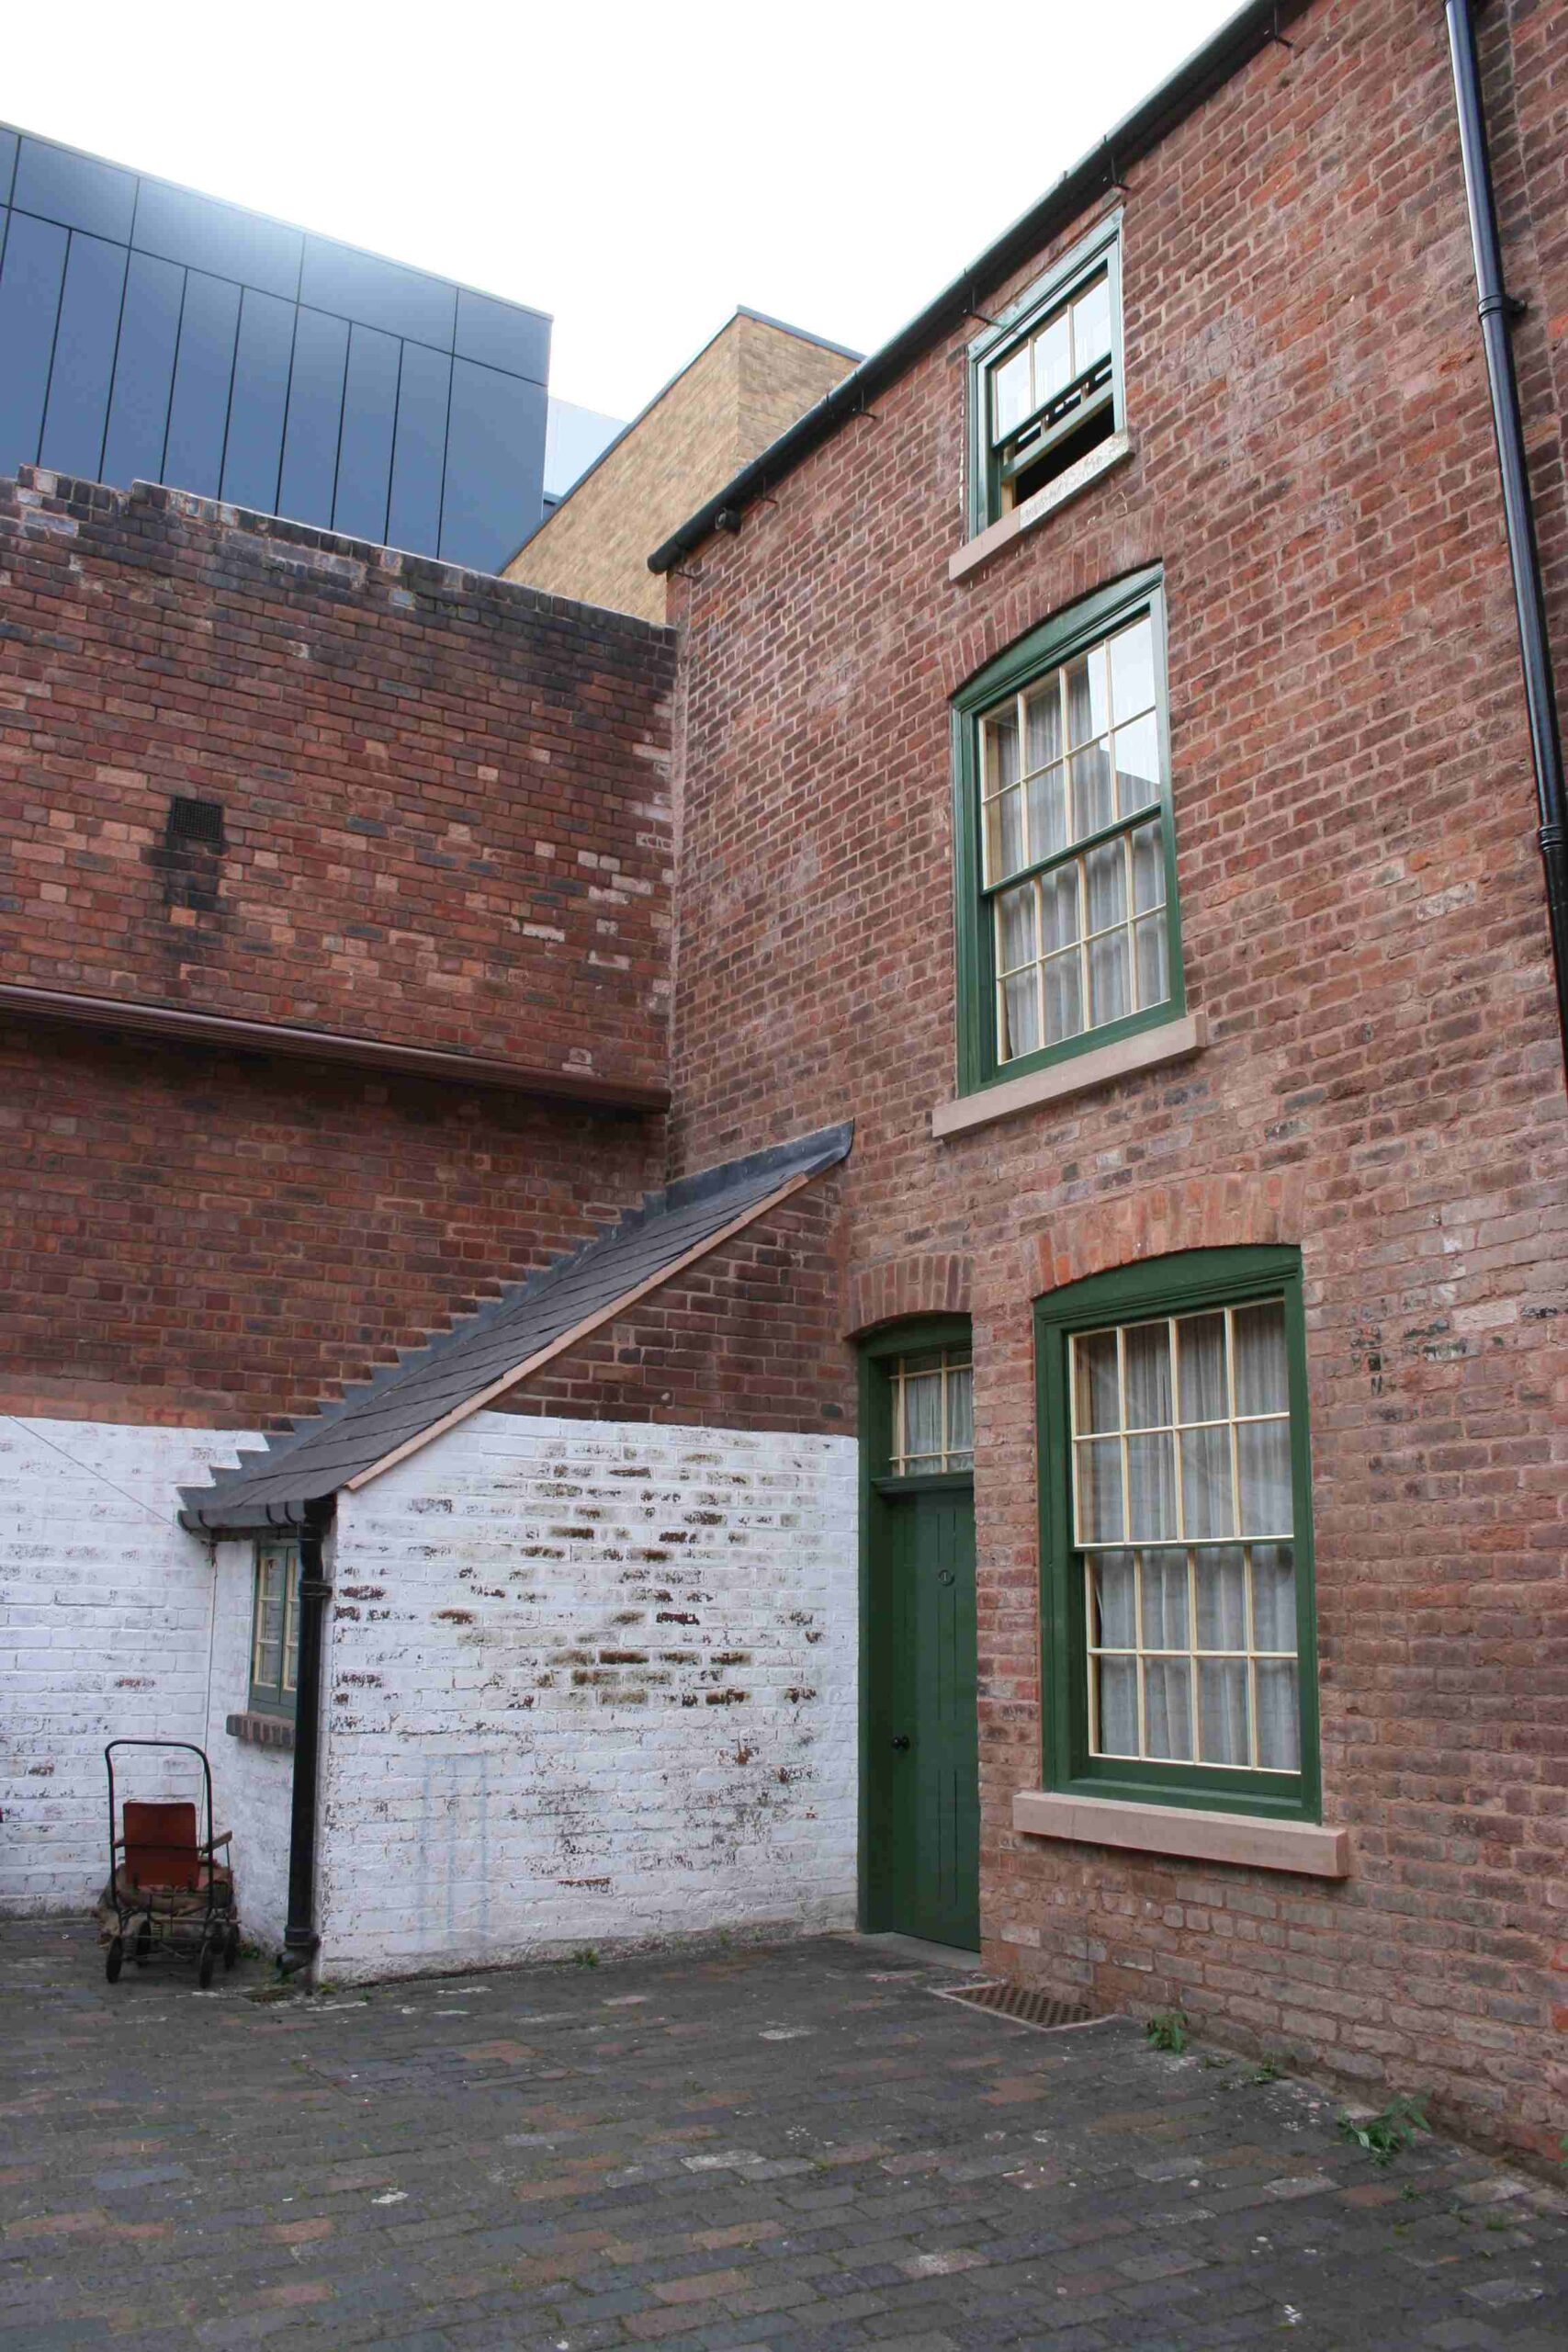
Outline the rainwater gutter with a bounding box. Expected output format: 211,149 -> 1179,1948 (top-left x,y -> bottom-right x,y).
279,1505 -> 333,1978
1441,0 -> 1568,1087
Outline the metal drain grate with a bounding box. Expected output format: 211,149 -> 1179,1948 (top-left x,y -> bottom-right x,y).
932,1978 -> 1099,2031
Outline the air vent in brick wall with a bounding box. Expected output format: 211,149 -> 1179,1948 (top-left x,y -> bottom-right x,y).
932,1979 -> 1100,2031
166,796 -> 226,850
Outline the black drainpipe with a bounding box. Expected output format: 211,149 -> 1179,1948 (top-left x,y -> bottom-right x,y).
1441,0 -> 1568,1086
279,1502 -> 333,1978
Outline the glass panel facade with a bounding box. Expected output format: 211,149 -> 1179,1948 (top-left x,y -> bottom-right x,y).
220,287 -> 295,514
39,230 -> 126,479
0,124 -> 553,572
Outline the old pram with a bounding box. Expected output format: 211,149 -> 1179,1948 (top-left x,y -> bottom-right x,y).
100,1739 -> 241,1988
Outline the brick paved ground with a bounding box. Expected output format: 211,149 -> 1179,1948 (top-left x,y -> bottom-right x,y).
2,1919 -> 1564,2350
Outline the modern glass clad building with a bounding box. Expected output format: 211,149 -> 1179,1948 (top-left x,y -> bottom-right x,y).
0,124 -> 553,572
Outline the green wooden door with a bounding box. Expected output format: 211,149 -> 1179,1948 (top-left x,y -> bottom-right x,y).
868,1482 -> 980,1950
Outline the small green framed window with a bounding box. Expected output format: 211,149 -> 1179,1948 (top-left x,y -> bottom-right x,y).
248,1539 -> 300,1718
857,1317 -> 976,1489
967,216 -> 1124,537
952,566 -> 1184,1096
1035,1248 -> 1320,1822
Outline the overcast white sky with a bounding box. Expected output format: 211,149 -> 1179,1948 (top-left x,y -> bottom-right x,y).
9,0 -> 1243,423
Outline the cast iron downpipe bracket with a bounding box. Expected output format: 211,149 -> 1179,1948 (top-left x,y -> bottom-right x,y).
1441,0 -> 1568,1089
278,1502 -> 333,1980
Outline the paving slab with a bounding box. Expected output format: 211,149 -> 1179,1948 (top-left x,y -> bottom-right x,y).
0,1917 -> 1564,2348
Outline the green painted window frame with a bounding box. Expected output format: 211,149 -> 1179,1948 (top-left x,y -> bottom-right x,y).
247,1538 -> 301,1721
951,565 -> 1185,1098
1034,1246 -> 1321,1823
966,213 -> 1125,538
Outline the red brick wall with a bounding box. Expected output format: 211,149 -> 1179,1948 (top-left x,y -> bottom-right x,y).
666,0 -> 1568,2160
0,469 -> 674,1091
0,1019 -> 660,1428
500,1180 -> 848,1434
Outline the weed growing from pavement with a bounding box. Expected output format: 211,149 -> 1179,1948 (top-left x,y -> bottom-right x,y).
1145,2008 -> 1189,2053
1337,2093 -> 1431,2165
572,1947 -> 599,1968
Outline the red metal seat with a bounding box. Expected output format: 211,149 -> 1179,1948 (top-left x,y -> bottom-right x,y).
122,1800 -> 203,1893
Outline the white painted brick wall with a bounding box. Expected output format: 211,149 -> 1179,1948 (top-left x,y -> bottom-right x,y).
0,1419 -> 292,1939
317,1412 -> 859,1980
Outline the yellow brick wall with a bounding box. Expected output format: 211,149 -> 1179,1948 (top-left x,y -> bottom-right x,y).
505,314 -> 856,625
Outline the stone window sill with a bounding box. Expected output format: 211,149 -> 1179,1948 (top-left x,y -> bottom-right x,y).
950,432 -> 1135,584
1012,1789 -> 1348,1878
225,1710 -> 295,1753
931,1012 -> 1206,1140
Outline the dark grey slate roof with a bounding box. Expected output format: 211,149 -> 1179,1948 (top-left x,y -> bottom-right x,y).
178,1122 -> 852,1533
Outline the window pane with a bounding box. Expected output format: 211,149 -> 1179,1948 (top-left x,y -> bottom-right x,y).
1065,649 -> 1109,748
984,707 -> 1021,791
903,1374 -> 942,1460
1096,1656 -> 1138,1755
1135,914 -> 1170,1011
1089,928 -> 1131,1028
1024,681 -> 1062,773
991,343 -> 1032,441
1070,744 -> 1113,838
1077,1437 -> 1123,1542
946,1363 -> 974,1458
997,883 -> 1036,972
1113,713 -> 1160,814
987,786 -> 1027,882
1043,951 -> 1084,1045
1071,272 -> 1112,368
1122,1322 -> 1172,1430
1002,970 -> 1041,1059
1074,1329 -> 1120,1432
1026,763 -> 1068,861
1237,1419 -> 1292,1536
1145,1658 -> 1193,1759
1092,1550 -> 1136,1646
1084,838 -> 1126,933
1199,1658 -> 1249,1765
1251,1545 -> 1298,1651
1039,865 -> 1079,951
1180,1426 -> 1235,1538
1109,616 -> 1156,720
1177,1314 -> 1227,1423
283,1562 -> 300,1692
1032,309 -> 1073,403
1140,1553 -> 1189,1650
254,1559 -> 285,1690
1131,820 -> 1167,913
1126,1432 -> 1177,1539
1234,1301 -> 1289,1416
1195,1547 -> 1247,1649
1256,1662 -> 1301,1770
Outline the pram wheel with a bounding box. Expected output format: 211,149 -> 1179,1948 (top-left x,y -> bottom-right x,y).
106,1937 -> 123,1984
223,1924 -> 241,1971
197,1935 -> 216,1990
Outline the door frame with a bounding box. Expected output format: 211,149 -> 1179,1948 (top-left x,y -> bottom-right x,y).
856,1313 -> 975,1934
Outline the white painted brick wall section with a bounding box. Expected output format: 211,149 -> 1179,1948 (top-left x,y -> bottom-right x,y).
0,1418 -> 294,1933
317,1412 -> 859,1981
